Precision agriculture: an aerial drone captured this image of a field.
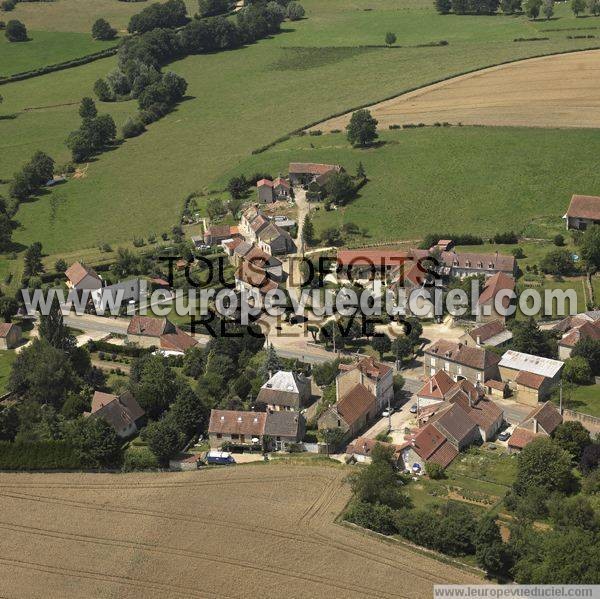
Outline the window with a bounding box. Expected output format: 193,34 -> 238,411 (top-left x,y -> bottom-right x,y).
216,433 -> 222,439
231,434 -> 239,440
477,373 -> 482,382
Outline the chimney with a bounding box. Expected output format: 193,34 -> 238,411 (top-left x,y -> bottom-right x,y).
335,378 -> 340,404
533,418 -> 538,433
476,336 -> 481,346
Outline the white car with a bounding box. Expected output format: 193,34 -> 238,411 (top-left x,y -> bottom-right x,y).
382,408 -> 394,418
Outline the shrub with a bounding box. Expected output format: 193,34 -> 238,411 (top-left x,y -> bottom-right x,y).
554,234 -> 565,247
512,247 -> 525,259
122,116 -> 146,138
0,441 -> 82,470
344,500 -> 398,535
286,1 -> 305,20
425,461 -> 446,479
121,447 -> 159,471
493,231 -> 519,244
92,18 -> 117,40
5,18 -> 26,41
1,0 -> 16,11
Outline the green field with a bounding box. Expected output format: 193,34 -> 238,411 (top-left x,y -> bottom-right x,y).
1,0 -> 600,256
558,383 -> 600,417
0,351 -> 16,395
218,127 -> 600,243
0,31 -> 117,77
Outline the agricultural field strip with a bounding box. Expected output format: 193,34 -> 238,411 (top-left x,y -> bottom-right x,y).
312,48 -> 600,131
0,469 -> 475,593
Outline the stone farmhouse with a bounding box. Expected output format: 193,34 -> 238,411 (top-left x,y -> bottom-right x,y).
459,320 -> 513,348
288,162 -> 342,187
127,316 -> 198,354
563,194 -> 600,230
0,323 -> 22,350
476,271 -> 516,323
256,370 -> 311,412
508,401 -> 563,453
423,340 -> 501,384
208,409 -> 305,450
256,177 -> 291,203
498,350 -> 564,406
557,319 -> 600,360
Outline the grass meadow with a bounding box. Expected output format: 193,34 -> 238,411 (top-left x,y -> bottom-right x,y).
217,127 -> 600,242
0,31 -> 117,77
1,0 -> 600,258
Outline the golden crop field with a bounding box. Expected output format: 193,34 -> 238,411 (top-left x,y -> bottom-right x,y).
0,464 -> 479,598
314,49 -> 600,131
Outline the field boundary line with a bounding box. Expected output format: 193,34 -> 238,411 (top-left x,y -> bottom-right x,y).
0,47 -> 119,87
250,45 -> 600,155
339,519 -> 485,577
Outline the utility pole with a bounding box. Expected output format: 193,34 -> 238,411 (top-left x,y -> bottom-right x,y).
387,395 -> 392,432
559,379 -> 563,414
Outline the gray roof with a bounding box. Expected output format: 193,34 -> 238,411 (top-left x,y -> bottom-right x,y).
499,350 -> 564,378
264,411 -> 304,440
431,403 -> 477,445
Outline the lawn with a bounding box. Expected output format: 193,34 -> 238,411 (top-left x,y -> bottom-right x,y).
0,350 -> 16,395
557,383 -> 600,417
217,127 -> 600,244
0,31 -> 117,78
2,0 -> 600,255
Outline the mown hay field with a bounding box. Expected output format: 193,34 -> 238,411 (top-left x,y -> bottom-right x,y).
314,49 -> 600,131
1,0 -> 599,254
0,464 -> 479,598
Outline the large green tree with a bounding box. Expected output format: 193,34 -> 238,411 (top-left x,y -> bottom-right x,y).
39,293 -> 75,351
346,109 -> 378,147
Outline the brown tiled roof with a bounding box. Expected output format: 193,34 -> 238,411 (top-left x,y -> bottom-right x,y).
425,339 -> 501,371
478,272 -> 516,307
346,437 -> 403,460
224,237 -> 243,251
235,262 -> 279,294
89,391 -> 145,434
485,379 -> 506,392
417,370 -> 455,401
250,215 -> 270,233
515,370 -> 546,390
127,316 -> 174,337
411,249 -> 515,274
458,396 -> 503,436
551,315 -> 594,333
508,427 -> 538,450
264,411 -> 304,439
412,423 -> 447,460
523,401 -> 563,435
445,379 -> 480,405
160,328 -> 198,352
0,323 -> 18,338
244,245 -> 274,265
565,194 -> 600,220
338,356 -> 392,380
430,403 -> 477,445
336,249 -> 409,267
208,410 -> 267,436
427,441 -> 459,468
559,320 -> 600,348
336,383 -> 376,427
65,261 -> 101,286
273,177 -> 290,189
256,178 -> 274,187
468,320 -> 507,344
289,162 -> 341,176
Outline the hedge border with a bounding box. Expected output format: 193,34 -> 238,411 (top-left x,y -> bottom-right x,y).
0,46 -> 119,86
250,45 -> 600,155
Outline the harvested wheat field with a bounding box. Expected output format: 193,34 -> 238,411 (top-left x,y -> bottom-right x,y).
315,49 -> 600,131
0,463 -> 479,598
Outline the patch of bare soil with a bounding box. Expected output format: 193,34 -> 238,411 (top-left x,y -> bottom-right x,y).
0,464 -> 480,598
313,49 -> 600,131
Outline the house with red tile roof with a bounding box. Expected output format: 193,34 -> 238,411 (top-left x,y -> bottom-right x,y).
86,390 -> 145,438
423,339 -> 501,385
508,401 -> 562,453
288,162 -> 342,187
416,369 -> 455,408
256,177 -> 290,203
65,261 -> 102,291
127,316 -> 198,354
476,272 -> 516,323
337,356 -> 393,413
401,423 -> 459,470
345,437 -> 404,465
563,194 -> 600,230
317,383 -> 377,439
460,320 -> 513,348
558,320 -> 600,360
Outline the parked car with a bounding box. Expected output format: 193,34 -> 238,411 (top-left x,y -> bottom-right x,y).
497,431 -> 511,442
204,450 -> 236,465
382,408 -> 394,418
409,404 -> 418,414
